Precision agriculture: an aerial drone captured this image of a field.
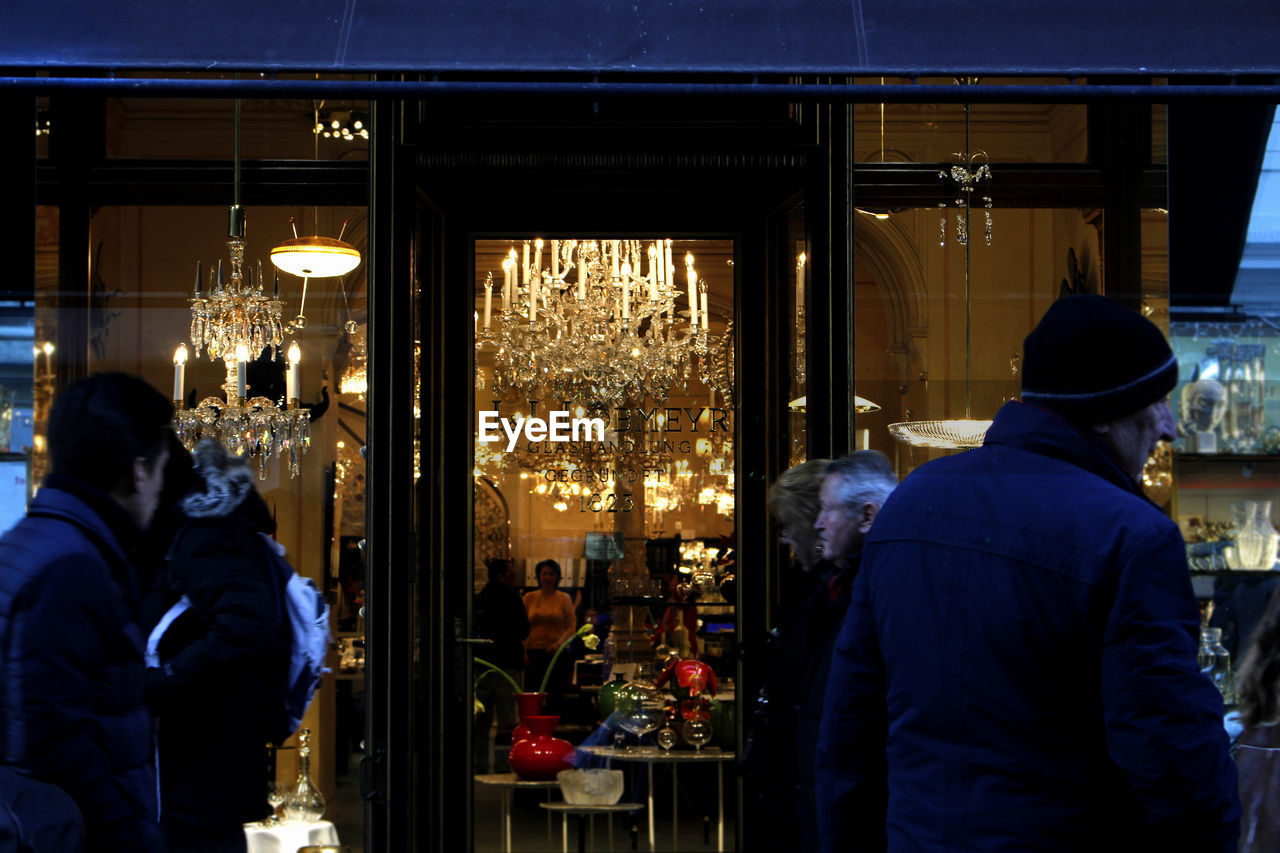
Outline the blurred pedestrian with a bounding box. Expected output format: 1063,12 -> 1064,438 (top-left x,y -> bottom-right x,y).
817,294 -> 1240,851
1232,582 -> 1280,852
0,372 -> 173,852
744,453 -> 896,852
143,437 -> 279,853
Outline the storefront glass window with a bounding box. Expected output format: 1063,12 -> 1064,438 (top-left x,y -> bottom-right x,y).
471,236 -> 736,849
854,86 -> 1088,164
81,200 -> 368,845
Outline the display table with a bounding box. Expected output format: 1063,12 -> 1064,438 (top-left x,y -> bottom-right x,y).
474,772 -> 560,852
540,802 -> 644,853
578,746 -> 734,851
243,819 -> 339,853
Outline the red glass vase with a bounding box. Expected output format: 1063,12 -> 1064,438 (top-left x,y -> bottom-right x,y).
512,692 -> 548,743
508,715 -> 575,780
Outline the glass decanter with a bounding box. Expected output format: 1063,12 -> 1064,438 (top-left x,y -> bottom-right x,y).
283,728 -> 326,822
1198,627 -> 1237,706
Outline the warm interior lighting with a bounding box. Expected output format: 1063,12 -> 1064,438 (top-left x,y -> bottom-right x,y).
288,341 -> 302,365
270,236 -> 361,278
788,394 -> 881,414
856,208 -> 891,220
854,396 -> 881,413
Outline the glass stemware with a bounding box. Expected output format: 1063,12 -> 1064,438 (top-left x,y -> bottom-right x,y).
656,727 -> 677,752
682,718 -> 712,752
266,781 -> 288,824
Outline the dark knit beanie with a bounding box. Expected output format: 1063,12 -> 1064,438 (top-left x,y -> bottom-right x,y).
1021,294 -> 1177,425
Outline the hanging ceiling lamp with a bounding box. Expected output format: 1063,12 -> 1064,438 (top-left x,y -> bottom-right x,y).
890,99 -> 993,450
269,98 -> 362,279
270,221 -> 361,278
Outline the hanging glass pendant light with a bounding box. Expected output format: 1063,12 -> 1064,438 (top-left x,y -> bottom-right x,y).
890,100 -> 993,450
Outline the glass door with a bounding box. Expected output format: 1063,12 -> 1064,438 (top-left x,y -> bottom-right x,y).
470,236 -> 738,851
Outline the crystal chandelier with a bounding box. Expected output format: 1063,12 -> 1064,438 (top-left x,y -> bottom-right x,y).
477,238 -> 711,407
172,100 -> 310,479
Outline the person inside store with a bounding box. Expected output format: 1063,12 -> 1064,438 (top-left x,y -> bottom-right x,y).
473,557 -> 530,773
524,558 -> 578,712
651,571 -> 700,658
816,294 -> 1241,852
1231,582 -> 1280,851
0,372 -> 174,853
742,453 -> 895,853
142,436 -> 280,853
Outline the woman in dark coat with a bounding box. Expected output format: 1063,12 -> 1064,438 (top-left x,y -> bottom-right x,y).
1234,582 -> 1280,852
142,437 -> 280,853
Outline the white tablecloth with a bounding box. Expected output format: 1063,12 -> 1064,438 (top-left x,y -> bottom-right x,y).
244,819 -> 339,853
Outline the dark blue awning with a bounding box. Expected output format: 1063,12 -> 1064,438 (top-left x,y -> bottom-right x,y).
2,0 -> 1277,76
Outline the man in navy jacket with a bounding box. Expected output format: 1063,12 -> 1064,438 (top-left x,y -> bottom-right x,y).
0,373 -> 172,852
817,295 -> 1240,851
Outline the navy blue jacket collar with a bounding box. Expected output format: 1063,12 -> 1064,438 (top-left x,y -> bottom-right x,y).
982,401 -> 1148,501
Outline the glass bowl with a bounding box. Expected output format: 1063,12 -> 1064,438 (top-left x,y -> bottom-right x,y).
556,769 -> 624,805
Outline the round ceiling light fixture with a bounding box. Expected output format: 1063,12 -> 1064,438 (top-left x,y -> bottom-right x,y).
270,235 -> 361,278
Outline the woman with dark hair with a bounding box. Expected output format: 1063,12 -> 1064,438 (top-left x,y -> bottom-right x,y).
142,437 -> 279,853
1234,583 -> 1280,852
523,559 -> 576,711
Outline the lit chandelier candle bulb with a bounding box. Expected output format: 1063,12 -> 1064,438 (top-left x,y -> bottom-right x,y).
235,344 -> 249,401
665,239 -> 674,292
287,341 -> 301,404
503,253 -> 515,310
529,267 -> 537,327
533,239 -> 543,282
648,245 -> 658,300
685,252 -> 698,329
483,275 -> 492,331
173,344 -> 187,404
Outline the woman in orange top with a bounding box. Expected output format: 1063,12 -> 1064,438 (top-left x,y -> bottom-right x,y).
523,559 -> 577,712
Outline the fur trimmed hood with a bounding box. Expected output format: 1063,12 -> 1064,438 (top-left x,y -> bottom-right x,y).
181,438 -> 253,519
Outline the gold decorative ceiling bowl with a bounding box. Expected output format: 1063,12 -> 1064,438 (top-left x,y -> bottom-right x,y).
888,418 -> 991,450
270,235 -> 361,278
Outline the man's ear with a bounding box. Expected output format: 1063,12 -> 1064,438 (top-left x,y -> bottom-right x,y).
858,501 -> 878,535
129,455 -> 151,495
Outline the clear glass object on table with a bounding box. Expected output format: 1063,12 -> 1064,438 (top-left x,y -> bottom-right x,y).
656,727 -> 677,752
615,664 -> 663,751
283,728 -> 326,822
265,781 -> 288,825
682,718 -> 712,752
